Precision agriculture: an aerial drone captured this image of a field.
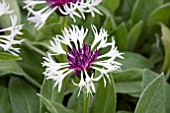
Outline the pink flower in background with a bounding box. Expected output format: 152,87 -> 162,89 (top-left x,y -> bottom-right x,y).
23,0 -> 102,29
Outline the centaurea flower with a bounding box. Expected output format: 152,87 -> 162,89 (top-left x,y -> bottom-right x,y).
0,0 -> 14,17
23,0 -> 102,29
0,15 -> 24,56
42,25 -> 124,96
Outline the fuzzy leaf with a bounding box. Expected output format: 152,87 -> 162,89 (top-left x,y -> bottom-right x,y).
134,75 -> 165,113
9,77 -> 39,113
90,76 -> 116,113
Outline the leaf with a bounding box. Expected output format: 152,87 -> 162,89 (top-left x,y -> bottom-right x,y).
38,94 -> 76,113
113,68 -> 143,93
9,77 -> 39,113
0,52 -> 21,61
0,60 -> 40,88
142,69 -> 170,113
116,52 -> 154,70
102,0 -> 120,13
127,21 -> 143,51
115,22 -> 128,51
117,111 -> 132,113
98,5 -> 117,30
134,75 -> 165,113
40,79 -> 64,113
0,86 -> 12,113
67,88 -> 84,113
149,3 -> 170,26
0,61 -> 26,77
131,0 -> 163,23
161,24 -> 170,75
90,76 -> 116,113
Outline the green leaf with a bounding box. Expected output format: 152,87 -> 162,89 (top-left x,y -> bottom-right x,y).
161,24 -> 170,75
38,94 -> 76,113
134,75 -> 165,113
40,79 -> 64,113
131,0 -> 163,23
142,69 -> 170,113
0,60 -> 40,88
117,111 -> 132,113
102,0 -> 119,13
113,68 -> 143,93
149,3 -> 170,26
67,89 -> 84,113
0,86 -> 12,113
9,77 -> 39,113
116,52 -> 154,70
0,52 -> 21,61
127,21 -> 143,51
0,0 -> 21,27
0,61 -> 26,77
90,76 -> 116,113
98,5 -> 117,30
115,22 -> 128,51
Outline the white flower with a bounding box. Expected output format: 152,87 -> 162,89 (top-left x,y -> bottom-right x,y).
23,0 -> 102,29
42,25 -> 124,96
0,0 -> 14,17
0,14 -> 24,56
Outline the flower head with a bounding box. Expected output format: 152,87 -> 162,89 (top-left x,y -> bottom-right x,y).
0,0 -> 14,17
0,14 -> 24,56
23,0 -> 102,29
43,25 -> 124,96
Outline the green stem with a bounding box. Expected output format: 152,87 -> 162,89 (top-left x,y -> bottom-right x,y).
24,73 -> 41,88
24,40 -> 47,57
83,93 -> 90,113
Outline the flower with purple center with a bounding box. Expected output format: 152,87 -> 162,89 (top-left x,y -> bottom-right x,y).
23,0 -> 102,29
42,25 -> 124,95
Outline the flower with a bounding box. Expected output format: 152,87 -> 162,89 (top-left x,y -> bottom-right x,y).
23,0 -> 102,29
0,0 -> 14,17
0,14 -> 24,56
42,25 -> 124,96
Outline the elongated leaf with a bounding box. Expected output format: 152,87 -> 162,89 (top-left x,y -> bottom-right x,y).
127,21 -> 143,51
134,75 -> 165,113
131,0 -> 163,23
0,61 -> 40,88
113,68 -> 143,93
115,22 -> 128,51
67,89 -> 84,113
161,24 -> 170,75
38,94 -> 76,113
0,52 -> 21,61
0,86 -> 12,113
40,79 -> 64,113
143,69 -> 170,113
0,61 -> 26,77
116,52 -> 154,70
149,3 -> 170,26
98,5 -> 117,30
9,77 -> 39,113
117,111 -> 132,113
90,76 -> 116,113
102,0 -> 119,13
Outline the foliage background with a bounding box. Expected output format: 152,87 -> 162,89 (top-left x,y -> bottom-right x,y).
0,0 -> 170,113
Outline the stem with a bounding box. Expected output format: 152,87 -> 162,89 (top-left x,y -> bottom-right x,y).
83,92 -> 90,113
24,73 -> 41,88
24,39 -> 47,57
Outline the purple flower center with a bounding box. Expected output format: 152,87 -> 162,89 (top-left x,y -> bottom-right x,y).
46,0 -> 79,8
67,44 -> 99,76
